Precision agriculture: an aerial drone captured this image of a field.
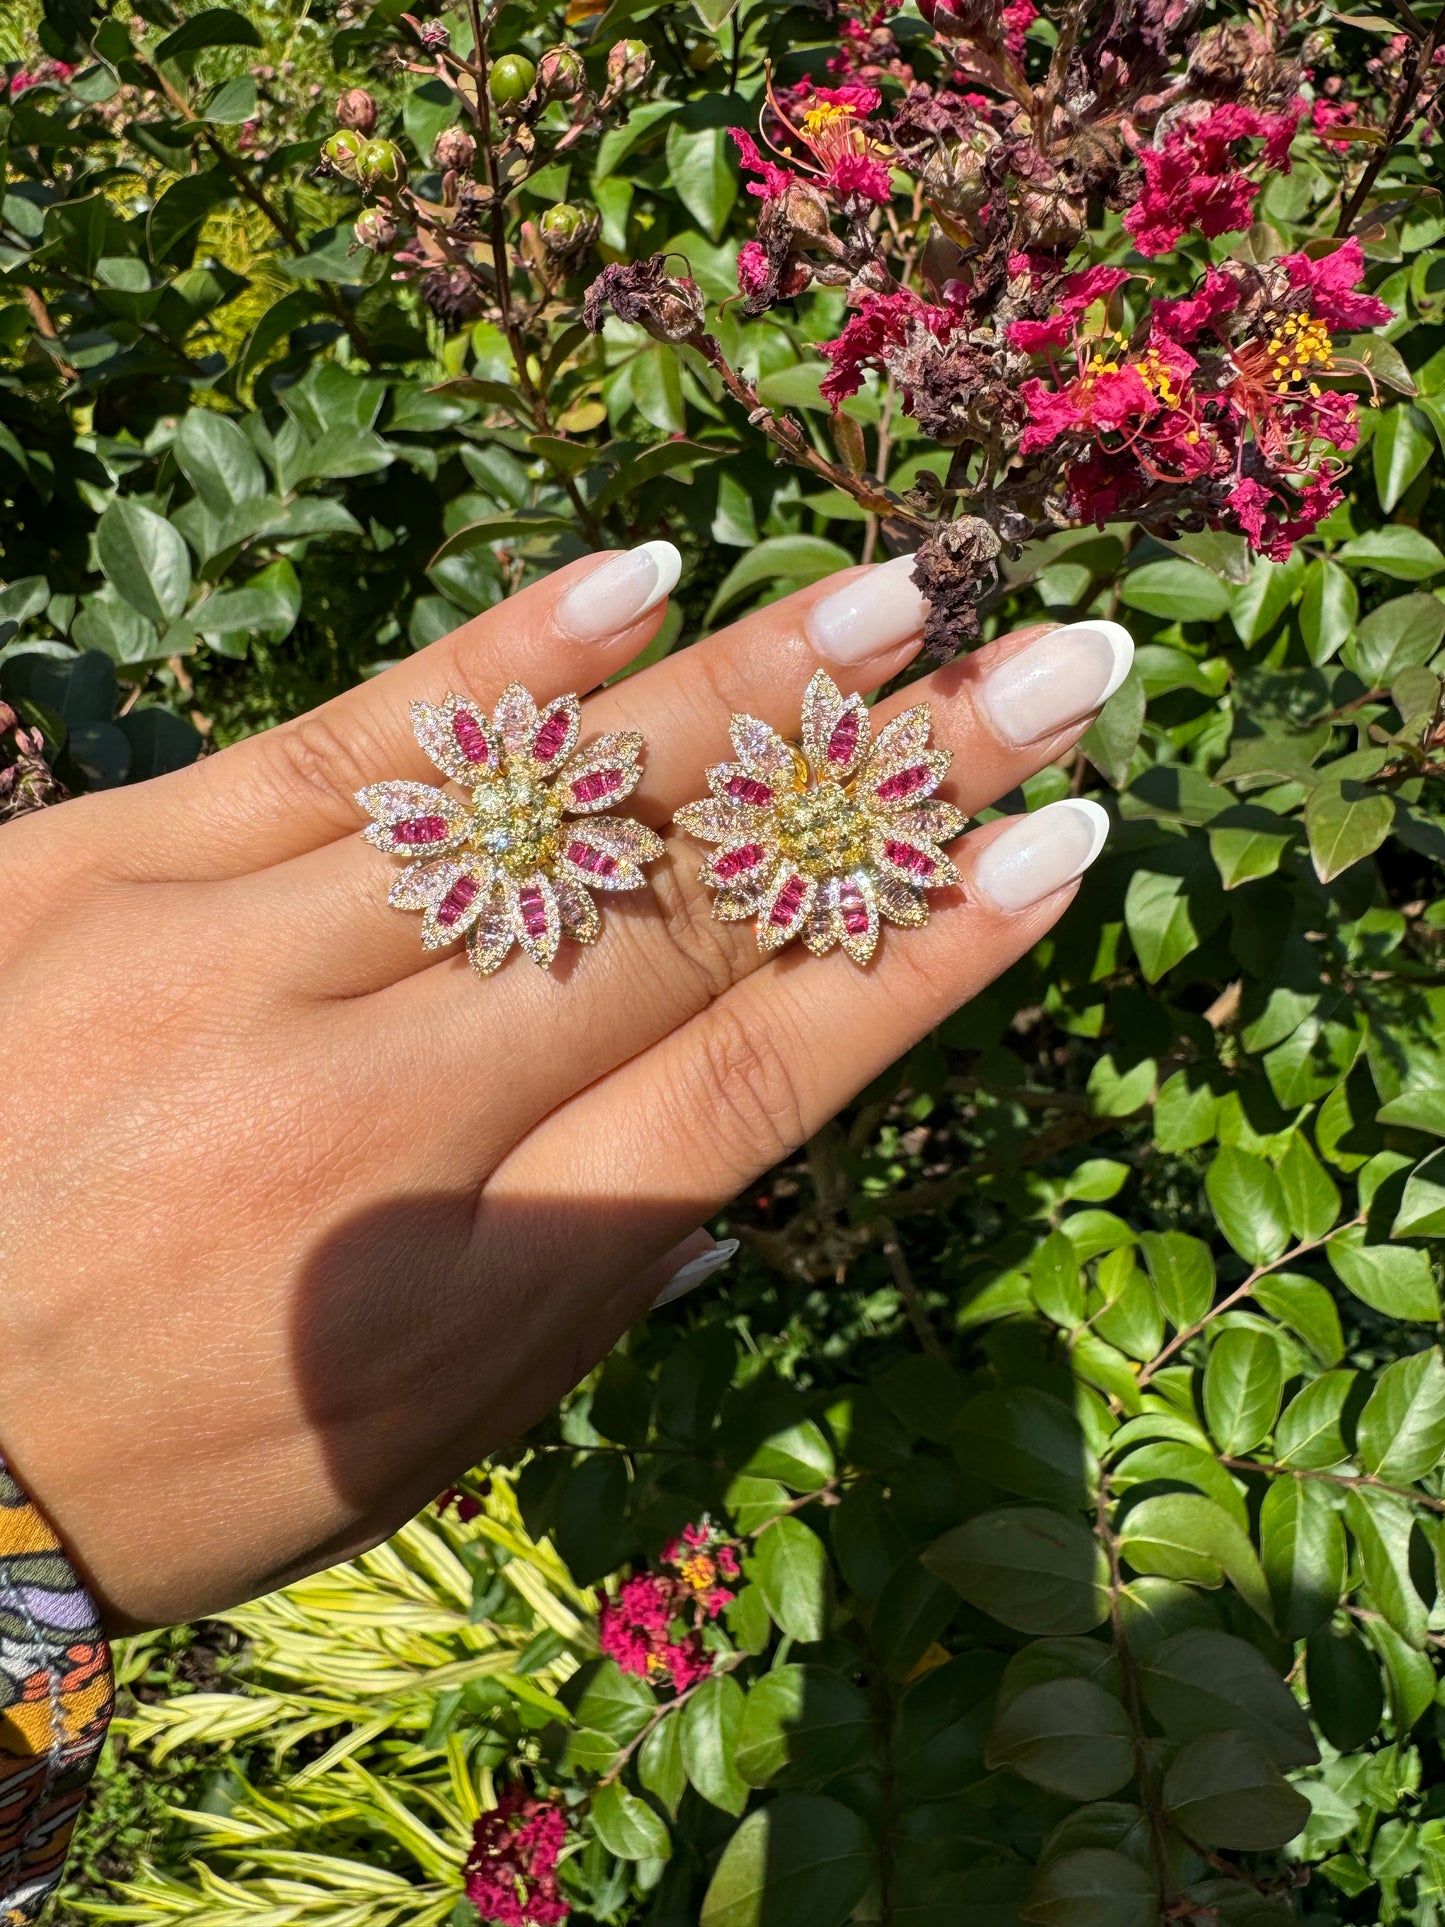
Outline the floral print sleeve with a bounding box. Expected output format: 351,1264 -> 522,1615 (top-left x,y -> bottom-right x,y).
0,1457 -> 112,1926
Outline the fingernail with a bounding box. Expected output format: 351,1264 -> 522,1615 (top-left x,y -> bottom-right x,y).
651,1238 -> 740,1310
806,554 -> 929,666
976,620 -> 1134,748
972,800 -> 1111,912
556,541 -> 681,642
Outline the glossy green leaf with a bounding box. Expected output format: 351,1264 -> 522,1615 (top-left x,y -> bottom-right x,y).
1162,1731 -> 1311,1848
1260,1476 -> 1346,1641
699,1794 -> 872,1927
1344,1487 -> 1428,1647
1327,1224 -> 1440,1320
1392,1148 -> 1445,1237
1204,1328 -> 1283,1454
590,1781 -> 671,1861
705,537 -> 855,625
682,1673 -> 749,1815
924,1508 -> 1110,1635
985,1679 -> 1134,1799
1373,405 -> 1436,512
1117,1492 -> 1273,1624
1206,1147 -> 1291,1266
1274,1369 -> 1357,1468
1305,1624 -> 1384,1753
96,498 -> 192,628
748,1518 -> 827,1643
1020,1849 -> 1156,1927
1355,1348 -> 1445,1482
1140,1628 -> 1319,1765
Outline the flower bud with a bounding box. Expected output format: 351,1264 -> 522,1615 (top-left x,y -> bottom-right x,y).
419,20 -> 450,50
539,201 -> 600,253
607,38 -> 652,90
322,127 -> 365,179
358,136 -> 407,192
434,125 -> 477,172
488,52 -> 537,110
536,46 -> 585,102
353,207 -> 397,250
422,264 -> 485,329
336,86 -> 377,134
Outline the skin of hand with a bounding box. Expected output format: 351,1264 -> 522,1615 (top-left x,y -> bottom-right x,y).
0,549 -> 1129,1630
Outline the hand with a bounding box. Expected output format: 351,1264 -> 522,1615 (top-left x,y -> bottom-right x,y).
0,546 -> 1129,1628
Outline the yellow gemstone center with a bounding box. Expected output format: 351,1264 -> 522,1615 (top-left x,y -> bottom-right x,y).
467,768 -> 563,875
772,776 -> 870,875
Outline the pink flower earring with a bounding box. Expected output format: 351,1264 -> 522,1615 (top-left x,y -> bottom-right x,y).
674,670 -> 967,965
357,685 -> 663,974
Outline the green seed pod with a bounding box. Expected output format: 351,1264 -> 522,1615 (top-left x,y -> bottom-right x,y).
488,53 -> 537,109
539,201 -> 599,253
321,127 -> 364,180
536,46 -> 585,103
358,137 -> 407,192
607,38 -> 652,89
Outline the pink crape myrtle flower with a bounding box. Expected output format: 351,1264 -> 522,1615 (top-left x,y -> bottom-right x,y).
597,1517 -> 743,1694
464,1786 -> 570,1927
1125,100 -> 1306,255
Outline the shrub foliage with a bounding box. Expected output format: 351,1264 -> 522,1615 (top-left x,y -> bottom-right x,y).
4,0 -> 1445,1921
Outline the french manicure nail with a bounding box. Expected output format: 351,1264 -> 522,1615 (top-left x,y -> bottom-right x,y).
977,620 -> 1134,748
806,554 -> 929,666
556,541 -> 682,642
651,1238 -> 740,1310
973,800 -> 1111,913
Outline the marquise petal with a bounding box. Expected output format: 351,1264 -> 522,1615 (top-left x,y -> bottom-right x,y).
411,696 -> 496,785
835,872 -> 880,965
730,713 -> 799,784
512,872 -> 562,967
558,731 -> 644,814
673,797 -> 760,845
494,682 -> 540,759
705,761 -> 785,811
555,876 -> 601,944
420,860 -> 494,948
467,883 -> 516,976
530,693 -> 581,769
356,781 -> 468,855
874,871 -> 929,927
801,672 -> 869,781
757,864 -> 816,953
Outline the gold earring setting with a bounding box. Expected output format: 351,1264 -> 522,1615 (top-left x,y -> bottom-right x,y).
357,685 -> 663,975
674,671 -> 966,966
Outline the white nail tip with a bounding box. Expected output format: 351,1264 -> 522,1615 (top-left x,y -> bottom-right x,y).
1056,797 -> 1112,870
636,540 -> 682,615
651,1238 -> 740,1310
1045,620 -> 1135,705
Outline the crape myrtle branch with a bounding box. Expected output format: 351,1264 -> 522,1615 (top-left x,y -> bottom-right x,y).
583,0 -> 1432,658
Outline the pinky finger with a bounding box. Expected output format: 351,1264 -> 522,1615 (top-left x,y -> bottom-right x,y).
485,799 -> 1111,1317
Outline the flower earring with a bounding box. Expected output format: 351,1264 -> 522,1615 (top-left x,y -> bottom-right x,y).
357,685 -> 663,975
674,670 -> 966,965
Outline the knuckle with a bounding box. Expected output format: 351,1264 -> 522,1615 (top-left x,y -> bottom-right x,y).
684,999 -> 810,1176
644,839 -> 756,1006
268,709 -> 381,827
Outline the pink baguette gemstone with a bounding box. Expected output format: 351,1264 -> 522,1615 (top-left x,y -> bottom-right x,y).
566,840 -> 617,878
770,875 -> 807,926
726,775 -> 773,807
714,842 -> 765,880
841,890 -> 870,935
828,711 -> 860,764
535,711 -> 571,761
518,885 -> 549,935
885,839 -> 935,877
452,711 -> 489,762
394,814 -> 449,845
875,765 -> 933,803
571,767 -> 623,805
437,873 -> 480,927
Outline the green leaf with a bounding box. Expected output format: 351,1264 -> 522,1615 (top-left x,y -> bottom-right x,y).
699,1794 -> 872,1927
1231,552 -> 1304,646
1206,1147 -> 1291,1266
740,1420 -> 834,1492
201,74 -> 256,123
1124,853 -> 1224,982
590,1782 -> 671,1862
1162,1732 -> 1310,1849
155,7 -> 263,60
694,0 -> 737,22
1260,1476 -> 1346,1641
984,1678 -> 1133,1799
1251,1273 -> 1344,1367
1154,1071 -> 1220,1153
594,99 -> 681,182
1373,404 -> 1436,512
96,498 -> 192,628
1139,1231 -> 1215,1329
705,537 -> 855,626
924,1508 -> 1110,1636
1276,1133 -> 1342,1242
1030,1231 -> 1085,1327
1112,1440 -> 1248,1531
1140,1628 -> 1319,1766
174,410 -> 266,515
1338,525 -> 1445,581
1204,1328 -> 1283,1454
1298,557 -> 1358,666
1392,1148 -> 1445,1237
1327,1223 -> 1440,1321
1356,1348 -> 1445,1482
1274,1370 -> 1357,1468
1351,592 -> 1445,682
1343,1487 -> 1428,1647
1117,1493 -> 1273,1624
1377,1086 -> 1445,1135
1305,1624 -> 1384,1752
638,1713 -> 686,1816
749,1518 -> 827,1643
630,345 -> 686,435
1119,558 -> 1233,622
1208,805 -> 1294,890
1020,1850 -> 1157,1927
665,124 -> 738,243
953,1389 -> 1098,1509
1305,782 -> 1394,884
734,1665 -> 872,1787
682,1673 -> 749,1815
1080,670 -> 1146,789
